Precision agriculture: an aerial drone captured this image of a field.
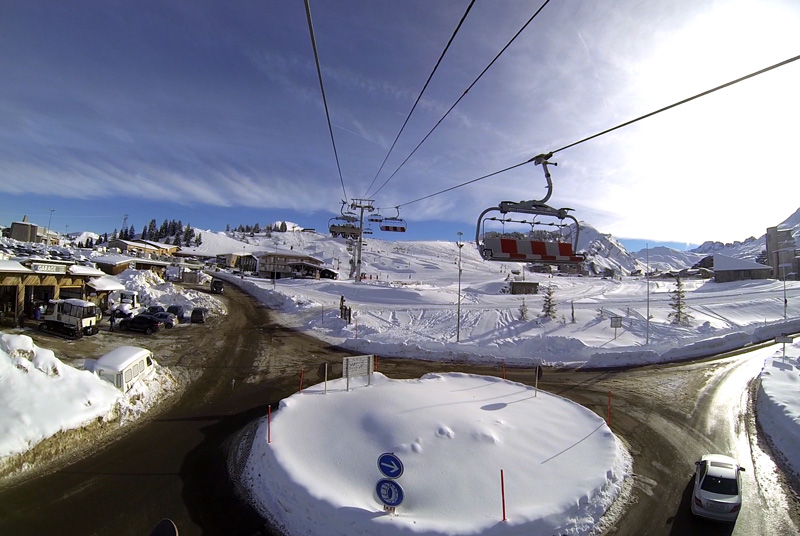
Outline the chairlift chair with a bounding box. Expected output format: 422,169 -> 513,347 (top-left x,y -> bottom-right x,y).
380,207 -> 407,233
476,154 -> 584,265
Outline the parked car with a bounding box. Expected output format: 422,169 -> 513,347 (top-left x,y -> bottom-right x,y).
146,305 -> 166,315
140,311 -> 177,329
691,454 -> 745,522
166,305 -> 186,323
190,307 -> 208,324
118,314 -> 164,335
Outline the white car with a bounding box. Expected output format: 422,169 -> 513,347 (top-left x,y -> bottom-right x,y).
691,454 -> 745,522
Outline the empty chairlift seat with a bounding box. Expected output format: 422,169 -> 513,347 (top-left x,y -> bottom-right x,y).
481,237 -> 584,263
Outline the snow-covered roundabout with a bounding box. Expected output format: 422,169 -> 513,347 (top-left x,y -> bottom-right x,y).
239,372 -> 631,536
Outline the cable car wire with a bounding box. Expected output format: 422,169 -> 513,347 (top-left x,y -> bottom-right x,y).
393,51 -> 800,209
304,0 -> 349,202
362,0 -> 476,199
370,0 -> 553,199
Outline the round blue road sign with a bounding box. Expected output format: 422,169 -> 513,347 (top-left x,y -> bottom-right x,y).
376,478 -> 404,507
377,452 -> 404,479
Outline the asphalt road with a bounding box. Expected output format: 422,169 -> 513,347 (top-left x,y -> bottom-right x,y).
1,284 -> 799,535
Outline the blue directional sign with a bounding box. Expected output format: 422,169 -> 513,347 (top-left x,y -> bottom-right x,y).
377,452 -> 404,479
376,478 -> 404,507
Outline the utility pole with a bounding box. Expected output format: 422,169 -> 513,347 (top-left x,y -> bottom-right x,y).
45,209 -> 54,246
457,231 -> 464,342
646,243 -> 650,345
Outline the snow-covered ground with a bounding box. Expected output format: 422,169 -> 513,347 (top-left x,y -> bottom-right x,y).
2,230 -> 800,534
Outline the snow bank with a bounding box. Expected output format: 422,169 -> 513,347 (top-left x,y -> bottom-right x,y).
756,349 -> 800,482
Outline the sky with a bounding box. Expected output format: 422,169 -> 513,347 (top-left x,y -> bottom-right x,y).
2,0 -> 800,251
3,230 -> 800,533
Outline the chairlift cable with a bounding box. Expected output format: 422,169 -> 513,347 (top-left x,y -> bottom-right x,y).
392,52 -> 800,208
304,0 -> 349,203
362,0 -> 477,199
370,0 -> 553,199
550,52 -> 800,156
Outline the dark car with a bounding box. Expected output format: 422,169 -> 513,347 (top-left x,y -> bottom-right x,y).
146,305 -> 166,315
139,311 -> 176,329
190,307 -> 208,324
211,280 -> 224,294
166,305 -> 185,323
118,314 -> 164,335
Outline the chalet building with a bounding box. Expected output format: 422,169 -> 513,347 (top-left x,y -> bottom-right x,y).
257,250 -> 328,280
713,254 -> 772,283
92,254 -> 170,278
0,259 -> 121,326
106,239 -> 162,257
134,239 -> 180,256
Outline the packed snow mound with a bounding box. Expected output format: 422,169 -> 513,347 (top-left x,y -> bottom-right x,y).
0,334 -> 182,462
242,372 -> 631,536
111,269 -> 226,317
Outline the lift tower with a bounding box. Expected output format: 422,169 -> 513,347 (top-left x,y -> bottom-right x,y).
348,199 -> 375,283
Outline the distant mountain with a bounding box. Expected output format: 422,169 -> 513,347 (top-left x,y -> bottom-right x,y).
576,222 -> 647,276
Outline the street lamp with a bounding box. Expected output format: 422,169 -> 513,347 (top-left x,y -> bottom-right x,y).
45,209 -> 54,246
457,232 -> 464,343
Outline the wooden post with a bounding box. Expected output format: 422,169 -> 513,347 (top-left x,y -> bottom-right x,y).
500,469 -> 507,522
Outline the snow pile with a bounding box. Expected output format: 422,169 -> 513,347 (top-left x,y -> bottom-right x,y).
111,268 -> 226,317
756,344 -> 800,482
241,372 -> 631,536
0,333 -> 181,463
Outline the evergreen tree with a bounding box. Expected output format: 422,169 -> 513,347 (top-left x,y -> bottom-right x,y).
128,225 -> 136,240
141,224 -> 149,241
175,220 -> 183,238
183,224 -> 194,244
280,221 -> 287,232
253,223 -> 261,234
159,219 -> 169,239
173,235 -> 182,247
225,224 -> 230,232
194,233 -> 202,246
148,219 -> 158,239
541,284 -> 557,319
668,277 -> 692,325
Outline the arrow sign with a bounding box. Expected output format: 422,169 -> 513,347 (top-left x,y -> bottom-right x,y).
376,478 -> 404,507
378,452 -> 404,479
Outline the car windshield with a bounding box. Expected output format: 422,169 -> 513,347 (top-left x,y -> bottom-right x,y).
701,475 -> 738,495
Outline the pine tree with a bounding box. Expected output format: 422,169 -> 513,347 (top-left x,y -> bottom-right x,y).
173,235 -> 182,247
128,225 -> 136,240
194,233 -> 202,246
183,225 -> 193,244
159,219 -> 169,239
541,284 -> 557,319
141,224 -> 149,241
280,221 -> 288,232
253,223 -> 261,234
148,219 -> 158,239
668,276 -> 692,325
175,220 -> 183,238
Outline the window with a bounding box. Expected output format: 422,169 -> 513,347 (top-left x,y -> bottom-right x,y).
124,369 -> 132,383
701,475 -> 738,495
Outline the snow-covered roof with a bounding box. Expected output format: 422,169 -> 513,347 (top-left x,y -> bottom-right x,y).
0,260 -> 34,273
68,265 -> 105,276
86,275 -> 126,292
714,253 -> 771,271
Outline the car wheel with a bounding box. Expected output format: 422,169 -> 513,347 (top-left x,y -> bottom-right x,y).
121,322 -> 130,331
165,323 -> 173,329
145,327 -> 154,335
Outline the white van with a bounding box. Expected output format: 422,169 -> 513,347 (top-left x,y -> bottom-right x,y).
95,346 -> 154,392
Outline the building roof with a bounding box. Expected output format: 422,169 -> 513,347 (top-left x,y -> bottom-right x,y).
87,275 -> 126,292
714,254 -> 771,271
0,260 -> 34,273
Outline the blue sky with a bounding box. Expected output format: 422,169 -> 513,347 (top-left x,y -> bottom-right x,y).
2,1 -> 799,253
